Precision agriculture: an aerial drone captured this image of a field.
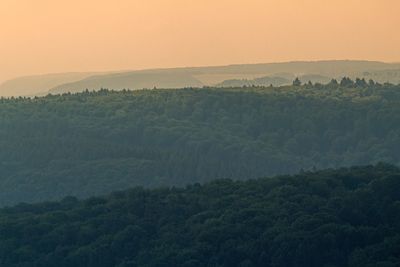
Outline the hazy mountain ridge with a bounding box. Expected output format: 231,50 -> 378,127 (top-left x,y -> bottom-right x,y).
50,60 -> 400,93
49,71 -> 204,94
216,74 -> 333,87
0,72 -> 102,97
362,68 -> 400,84
2,60 -> 400,97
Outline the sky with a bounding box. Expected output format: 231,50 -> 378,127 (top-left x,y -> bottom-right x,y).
0,0 -> 399,82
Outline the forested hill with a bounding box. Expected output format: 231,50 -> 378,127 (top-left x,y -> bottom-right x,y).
0,164 -> 399,267
0,80 -> 400,206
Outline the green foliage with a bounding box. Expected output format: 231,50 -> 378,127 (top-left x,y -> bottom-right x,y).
0,164 -> 399,266
0,82 -> 400,205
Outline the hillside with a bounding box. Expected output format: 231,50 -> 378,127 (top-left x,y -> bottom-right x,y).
0,164 -> 399,267
216,74 -> 332,87
2,60 -> 400,97
49,71 -> 204,94
0,81 -> 399,206
49,60 -> 400,93
0,72 -> 101,97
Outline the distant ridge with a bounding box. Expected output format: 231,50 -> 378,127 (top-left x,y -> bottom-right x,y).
0,72 -> 103,97
1,60 -> 400,96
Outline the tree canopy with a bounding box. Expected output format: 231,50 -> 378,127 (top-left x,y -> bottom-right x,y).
0,164 -> 399,267
0,80 -> 399,205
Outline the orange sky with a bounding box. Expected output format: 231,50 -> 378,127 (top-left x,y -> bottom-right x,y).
0,0 -> 399,82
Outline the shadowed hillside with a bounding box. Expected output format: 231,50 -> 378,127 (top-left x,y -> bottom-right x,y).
0,164 -> 398,267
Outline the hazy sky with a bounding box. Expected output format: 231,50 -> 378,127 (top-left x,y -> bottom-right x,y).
0,0 -> 399,82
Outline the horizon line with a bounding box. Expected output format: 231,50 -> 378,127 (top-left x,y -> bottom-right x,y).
2,58 -> 400,84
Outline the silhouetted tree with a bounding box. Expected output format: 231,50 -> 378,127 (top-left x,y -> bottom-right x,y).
293,77 -> 302,86
340,77 -> 354,87
355,78 -> 368,87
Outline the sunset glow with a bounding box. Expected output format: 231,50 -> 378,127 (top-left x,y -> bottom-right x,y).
1,0 -> 399,82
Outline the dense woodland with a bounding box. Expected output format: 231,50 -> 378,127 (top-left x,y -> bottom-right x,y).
0,164 -> 399,266
0,79 -> 400,205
